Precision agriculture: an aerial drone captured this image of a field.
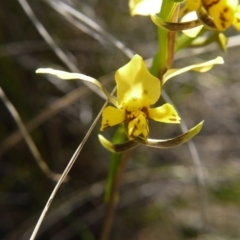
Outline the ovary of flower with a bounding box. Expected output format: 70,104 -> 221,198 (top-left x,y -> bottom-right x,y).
100,55 -> 180,140
180,0 -> 240,31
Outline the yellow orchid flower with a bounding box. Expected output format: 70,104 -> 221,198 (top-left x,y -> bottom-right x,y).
100,54 -> 180,140
129,0 -> 240,33
36,55 -> 223,152
180,0 -> 240,31
128,0 -> 204,34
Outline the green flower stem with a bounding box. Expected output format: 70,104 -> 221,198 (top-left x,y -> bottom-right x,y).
174,32 -> 196,52
100,150 -> 131,240
175,30 -> 223,52
174,28 -> 205,52
150,0 -> 179,78
104,125 -> 126,203
101,1 -> 179,239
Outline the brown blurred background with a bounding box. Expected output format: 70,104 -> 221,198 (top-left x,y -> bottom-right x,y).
1,1 -> 240,239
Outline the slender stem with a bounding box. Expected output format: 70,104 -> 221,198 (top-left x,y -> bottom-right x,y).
0,87 -> 62,181
150,1 -> 179,78
100,151 -> 131,240
101,2 -> 180,240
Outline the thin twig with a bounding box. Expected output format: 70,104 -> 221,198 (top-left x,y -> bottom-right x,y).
28,86 -> 116,240
5,165 -> 210,240
0,73 -> 113,156
0,86 -> 87,156
0,86 -> 62,181
18,0 -> 106,100
45,0 -> 134,59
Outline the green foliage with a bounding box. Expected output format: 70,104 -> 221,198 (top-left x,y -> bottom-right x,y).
211,180 -> 240,204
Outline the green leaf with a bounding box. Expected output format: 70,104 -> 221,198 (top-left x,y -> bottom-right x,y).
102,125 -> 128,202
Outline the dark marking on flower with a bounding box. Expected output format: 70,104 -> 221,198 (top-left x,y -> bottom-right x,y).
203,0 -> 220,11
101,119 -> 110,130
169,118 -> 177,121
220,12 -> 227,22
142,107 -> 148,116
113,140 -> 138,152
182,9 -> 188,15
143,89 -> 148,95
139,134 -> 186,147
162,136 -> 184,147
102,124 -> 109,130
223,7 -> 228,13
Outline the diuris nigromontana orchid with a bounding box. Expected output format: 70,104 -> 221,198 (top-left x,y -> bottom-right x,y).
36,54 -> 223,152
180,0 -> 240,31
129,0 -> 240,34
100,55 -> 180,140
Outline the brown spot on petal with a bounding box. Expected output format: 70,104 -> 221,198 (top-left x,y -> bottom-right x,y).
143,89 -> 148,95
169,118 -> 177,121
101,124 -> 109,130
223,7 -> 228,13
101,119 -> 110,130
220,12 -> 227,22
203,0 -> 220,11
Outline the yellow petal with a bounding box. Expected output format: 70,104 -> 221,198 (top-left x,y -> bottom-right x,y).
115,54 -> 160,107
203,0 -> 237,31
36,68 -> 118,106
217,33 -> 228,51
100,106 -> 125,131
129,0 -> 162,16
232,5 -> 240,31
180,0 -> 201,17
148,103 -> 181,123
162,56 -> 224,85
181,12 -> 203,37
127,112 -> 149,139
98,121 -> 204,152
